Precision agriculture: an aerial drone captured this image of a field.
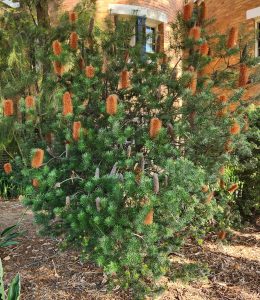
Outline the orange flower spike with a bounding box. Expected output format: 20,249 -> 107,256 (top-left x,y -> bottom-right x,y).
85,65 -> 95,78
3,99 -> 14,116
53,61 -> 64,76
106,94 -> 118,115
238,64 -> 249,87
69,11 -> 77,23
144,209 -> 154,225
52,40 -> 62,56
216,107 -> 228,118
189,26 -> 201,41
230,121 -> 240,135
200,42 -> 209,55
201,185 -> 209,193
70,32 -> 78,50
205,191 -> 214,204
200,1 -> 207,21
183,2 -> 193,21
219,166 -> 225,176
228,183 -> 238,194
63,92 -> 73,116
227,27 -> 238,49
25,96 -> 35,109
32,179 -> 39,188
31,149 -> 44,169
218,94 -> 228,103
218,230 -> 227,240
228,102 -> 239,113
4,163 -> 12,174
120,70 -> 130,89
150,118 -> 162,139
72,121 -> 81,141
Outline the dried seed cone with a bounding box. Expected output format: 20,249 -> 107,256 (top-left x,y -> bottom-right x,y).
79,57 -> 85,70
69,11 -> 77,23
183,2 -> 193,21
4,163 -> 12,174
53,61 -> 64,76
106,94 -> 118,115
85,65 -> 95,78
31,149 -> 44,169
120,70 -> 130,89
52,40 -> 62,56
70,32 -> 78,50
63,92 -> 73,115
218,94 -> 228,103
150,118 -> 162,139
243,115 -> 249,132
228,183 -> 238,194
227,27 -> 238,49
238,64 -> 249,87
219,166 -> 225,176
73,121 -> 81,141
218,230 -> 226,240
201,185 -> 209,193
189,26 -> 201,41
200,2 -> 207,21
230,121 -> 240,135
25,96 -> 35,109
189,74 -> 197,95
220,179 -> 226,189
144,209 -> 154,225
200,42 -> 209,55
3,99 -> 14,116
32,179 -> 39,188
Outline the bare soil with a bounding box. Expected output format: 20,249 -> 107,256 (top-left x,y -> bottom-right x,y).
0,200 -> 259,300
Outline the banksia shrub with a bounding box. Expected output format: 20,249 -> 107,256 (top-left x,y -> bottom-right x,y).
52,40 -> 62,56
85,65 -> 95,78
230,121 -> 240,135
25,96 -> 35,109
228,183 -> 238,194
3,99 -> 14,116
106,94 -> 118,115
73,121 -> 81,141
31,149 -> 44,169
227,27 -> 238,48
3,163 -> 12,174
144,209 -> 154,225
69,11 -> 77,23
63,92 -> 73,115
70,32 -> 78,50
200,41 -> 209,55
183,2 -> 193,21
189,26 -> 201,41
150,118 -> 162,139
120,70 -> 130,89
53,61 -> 64,76
238,64 -> 249,87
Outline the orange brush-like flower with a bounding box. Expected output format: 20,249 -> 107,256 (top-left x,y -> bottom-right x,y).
200,41 -> 209,55
3,99 -> 14,116
238,64 -> 249,87
189,74 -> 197,95
53,61 -> 64,76
216,107 -> 228,118
218,94 -> 228,103
183,2 -> 193,21
52,40 -> 62,56
69,11 -> 77,23
150,118 -> 162,139
201,185 -> 209,193
200,1 -> 207,21
228,102 -> 239,113
227,27 -> 238,49
32,178 -> 39,188
4,163 -> 12,174
205,191 -> 214,204
218,230 -> 227,240
73,121 -> 81,141
70,32 -> 78,50
228,183 -> 238,194
219,166 -> 225,176
144,209 -> 154,225
230,121 -> 240,135
63,92 -> 73,116
106,94 -> 118,115
25,96 -> 35,109
189,26 -> 201,41
120,70 -> 130,89
85,65 -> 95,78
31,149 -> 44,169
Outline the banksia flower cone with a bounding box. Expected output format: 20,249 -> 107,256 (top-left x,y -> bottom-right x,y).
227,27 -> 238,48
69,11 -> 77,23
73,121 -> 81,141
201,185 -> 209,193
205,191 -> 214,204
218,230 -> 226,240
53,61 -> 64,76
25,96 -> 35,109
31,149 -> 44,169
228,102 -> 239,113
120,70 -> 130,89
150,118 -> 162,139
4,163 -> 12,174
63,92 -> 73,115
230,121 -> 240,135
52,40 -> 62,56
219,166 -> 225,176
224,139 -> 233,153
218,94 -> 228,103
189,73 -> 197,95
144,209 -> 154,225
216,107 -> 228,118
189,26 -> 201,41
79,57 -> 85,70
85,65 -> 95,78
200,1 -> 207,21
200,42 -> 209,55
183,2 -> 193,21
70,32 -> 78,50
106,94 -> 118,115
228,183 -> 238,194
3,99 -> 14,116
238,64 -> 249,87
32,179 -> 39,188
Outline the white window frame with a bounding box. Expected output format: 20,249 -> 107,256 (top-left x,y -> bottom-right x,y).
246,6 -> 260,57
255,19 -> 260,57
0,0 -> 20,8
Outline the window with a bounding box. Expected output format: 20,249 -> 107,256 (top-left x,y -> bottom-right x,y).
146,26 -> 156,53
257,22 -> 260,57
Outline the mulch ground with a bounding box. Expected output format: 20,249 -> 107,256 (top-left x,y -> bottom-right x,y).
0,200 -> 259,300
